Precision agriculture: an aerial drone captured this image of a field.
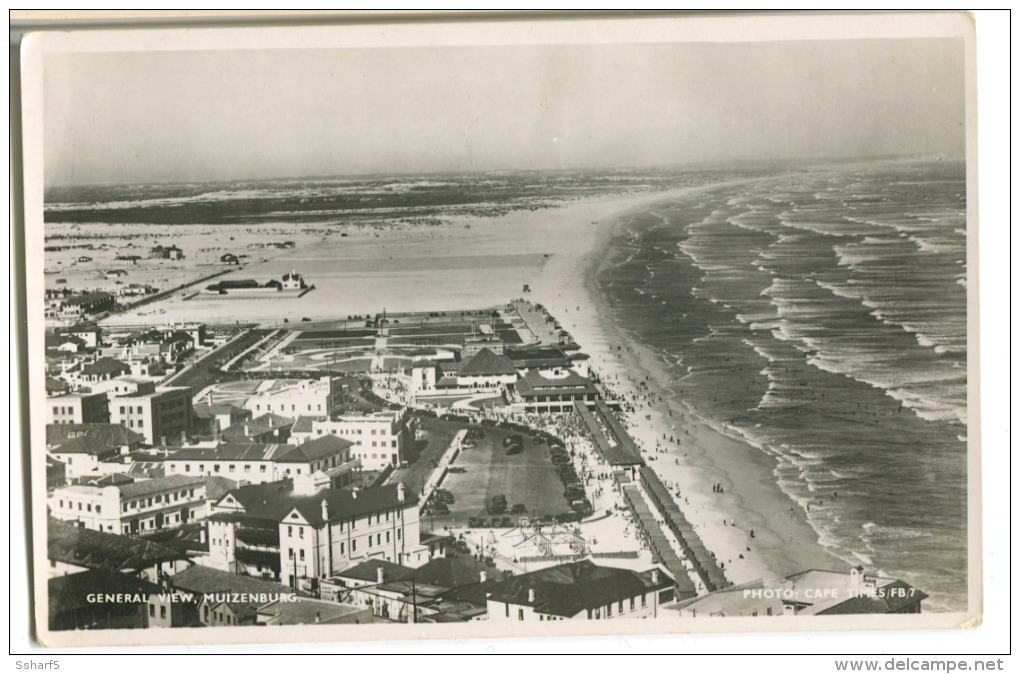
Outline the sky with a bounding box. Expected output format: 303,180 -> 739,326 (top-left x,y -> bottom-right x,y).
43,38 -> 966,185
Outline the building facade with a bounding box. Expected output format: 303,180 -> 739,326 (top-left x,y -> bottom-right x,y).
288,410 -> 410,470
47,392 -> 110,425
110,386 -> 194,445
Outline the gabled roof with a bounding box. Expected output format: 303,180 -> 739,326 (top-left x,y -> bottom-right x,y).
171,564 -> 289,598
291,415 -> 324,434
47,518 -> 190,571
334,559 -> 413,583
49,570 -> 164,616
457,348 -> 517,377
80,357 -> 130,377
47,423 -> 144,448
46,377 -> 71,394
222,413 -> 294,440
406,556 -> 492,589
117,474 -> 206,499
221,480 -> 417,526
275,435 -> 354,463
202,476 -> 239,502
51,436 -> 118,456
486,560 -> 673,618
63,291 -> 113,306
167,443 -> 288,462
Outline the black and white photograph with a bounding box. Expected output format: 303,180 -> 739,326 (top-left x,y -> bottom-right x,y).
15,11 -> 991,652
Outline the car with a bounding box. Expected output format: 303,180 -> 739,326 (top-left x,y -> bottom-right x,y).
301,317 -> 311,322
511,503 -> 527,514
467,517 -> 480,528
505,446 -> 523,456
499,516 -> 513,527
476,518 -> 488,528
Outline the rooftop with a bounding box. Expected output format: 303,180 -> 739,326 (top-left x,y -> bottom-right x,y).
80,358 -> 130,377
51,436 -> 118,457
117,474 -> 207,499
219,480 -> 417,526
221,413 -> 295,440
457,348 -> 518,377
49,569 -> 163,615
47,423 -> 144,448
486,560 -> 674,618
333,558 -> 413,583
171,564 -> 289,598
48,518 -> 190,571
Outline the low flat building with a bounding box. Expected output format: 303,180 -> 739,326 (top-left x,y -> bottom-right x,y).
485,560 -> 675,621
669,567 -> 928,617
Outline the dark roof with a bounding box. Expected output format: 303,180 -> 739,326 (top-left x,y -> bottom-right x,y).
221,480 -> 417,526
171,565 -> 289,598
276,435 -> 354,463
201,476 -> 239,502
406,556 -> 491,589
51,436 -> 118,457
46,334 -> 86,349
193,403 -> 248,420
486,560 -> 673,618
222,413 -> 294,440
168,443 -> 288,463
49,570 -> 163,615
117,474 -> 206,499
291,415 -> 323,433
47,423 -> 144,448
48,518 -> 190,571
80,357 -> 130,377
504,346 -> 570,366
139,522 -> 209,553
439,578 -> 501,605
457,348 -> 518,377
77,472 -> 136,487
814,580 -> 928,614
63,291 -> 113,306
515,368 -> 595,393
46,377 -> 71,394
335,559 -> 414,583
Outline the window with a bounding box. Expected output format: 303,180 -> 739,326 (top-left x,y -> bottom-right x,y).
185,464 -> 191,472
287,526 -> 293,537
618,600 -> 624,613
87,504 -> 92,512
260,465 -> 267,473
288,548 -> 294,559
340,542 -> 345,555
59,500 -> 63,508
351,540 -> 357,552
214,465 -> 220,473
505,604 -> 510,618
299,550 -> 305,561
386,531 -> 390,543
630,597 -> 635,611
244,465 -> 251,473
160,606 -> 167,619
95,505 -> 101,514
518,609 -> 524,621
641,594 -> 647,608
299,528 -> 304,539
607,604 -> 612,617
149,605 -> 155,617
396,529 -> 401,540
229,465 -> 236,472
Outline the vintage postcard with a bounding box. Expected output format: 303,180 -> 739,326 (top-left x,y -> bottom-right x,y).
18,11 -> 980,648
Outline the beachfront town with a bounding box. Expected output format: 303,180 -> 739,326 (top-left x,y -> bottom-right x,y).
42,290 -> 927,630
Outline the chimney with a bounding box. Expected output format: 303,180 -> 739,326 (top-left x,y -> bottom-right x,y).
782,603 -> 796,616
352,488 -> 358,500
199,527 -> 207,544
527,588 -> 536,603
479,571 -> 487,583
321,499 -> 329,522
314,612 -> 321,623
244,422 -> 250,438
160,436 -> 166,447
377,566 -> 385,584
850,565 -> 864,586
180,429 -> 187,443
397,482 -> 406,503
651,569 -> 660,584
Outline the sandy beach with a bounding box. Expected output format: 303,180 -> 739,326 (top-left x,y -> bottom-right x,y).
526,181 -> 847,586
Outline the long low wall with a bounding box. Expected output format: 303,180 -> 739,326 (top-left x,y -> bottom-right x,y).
573,401 -> 643,466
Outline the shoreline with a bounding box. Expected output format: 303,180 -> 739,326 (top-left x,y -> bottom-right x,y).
529,179 -> 847,586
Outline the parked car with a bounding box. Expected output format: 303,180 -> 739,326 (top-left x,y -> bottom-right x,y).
505,446 -> 523,456
467,517 -> 480,528
511,503 -> 527,514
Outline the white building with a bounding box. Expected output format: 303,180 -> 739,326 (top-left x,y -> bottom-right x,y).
289,410 -> 411,470
243,377 -> 343,418
46,392 -> 110,425
50,474 -> 208,535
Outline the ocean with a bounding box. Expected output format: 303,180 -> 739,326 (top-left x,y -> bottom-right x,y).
595,160 -> 969,612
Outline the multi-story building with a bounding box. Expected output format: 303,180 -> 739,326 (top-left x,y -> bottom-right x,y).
48,436 -> 121,481
77,357 -> 131,385
508,368 -> 601,414
163,435 -> 358,485
288,410 -> 410,470
46,392 -> 110,425
110,386 -> 194,445
208,477 -> 429,588
485,560 -> 676,622
49,474 -> 208,535
244,377 -> 343,418
192,403 -> 251,437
